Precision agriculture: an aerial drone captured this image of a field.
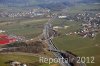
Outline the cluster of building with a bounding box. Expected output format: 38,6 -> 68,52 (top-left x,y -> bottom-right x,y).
78,23 -> 97,38
0,33 -> 26,45
57,12 -> 100,21
57,12 -> 100,38
77,13 -> 100,38
0,8 -> 50,18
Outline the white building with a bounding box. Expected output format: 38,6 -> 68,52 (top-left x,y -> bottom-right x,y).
10,61 -> 27,66
58,16 -> 67,18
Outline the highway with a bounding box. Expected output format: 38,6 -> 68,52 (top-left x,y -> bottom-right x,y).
43,18 -> 71,66
43,17 -> 86,66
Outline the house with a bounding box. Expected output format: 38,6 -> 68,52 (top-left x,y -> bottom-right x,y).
0,34 -> 16,45
53,26 -> 62,30
58,16 -> 67,18
11,61 -> 21,66
10,61 -> 27,66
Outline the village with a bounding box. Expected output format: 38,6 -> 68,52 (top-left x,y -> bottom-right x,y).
53,12 -> 100,38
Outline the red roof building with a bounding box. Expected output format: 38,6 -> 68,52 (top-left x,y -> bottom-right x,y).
0,34 -> 16,45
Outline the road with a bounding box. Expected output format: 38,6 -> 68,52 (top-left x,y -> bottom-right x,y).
43,17 -> 86,66
0,47 -> 19,51
43,18 -> 71,66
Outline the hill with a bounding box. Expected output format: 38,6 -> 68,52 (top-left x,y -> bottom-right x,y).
0,0 -> 72,10
78,0 -> 100,3
0,0 -> 100,10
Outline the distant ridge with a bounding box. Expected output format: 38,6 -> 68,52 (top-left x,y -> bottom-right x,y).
78,0 -> 100,3
0,0 -> 100,10
0,0 -> 100,6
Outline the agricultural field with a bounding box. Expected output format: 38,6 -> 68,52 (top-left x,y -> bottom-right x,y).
52,19 -> 82,34
53,34 -> 100,66
0,52 -> 52,66
53,18 -> 100,66
0,18 -> 48,39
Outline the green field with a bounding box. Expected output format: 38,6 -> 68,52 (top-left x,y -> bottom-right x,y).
52,19 -> 82,34
53,34 -> 100,66
0,52 -> 52,66
0,53 -> 37,66
0,18 -> 48,39
52,18 -> 100,66
52,12 -> 100,66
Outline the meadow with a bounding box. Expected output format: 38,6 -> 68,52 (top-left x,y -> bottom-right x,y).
0,52 -> 52,66
52,18 -> 100,66
0,18 -> 48,39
